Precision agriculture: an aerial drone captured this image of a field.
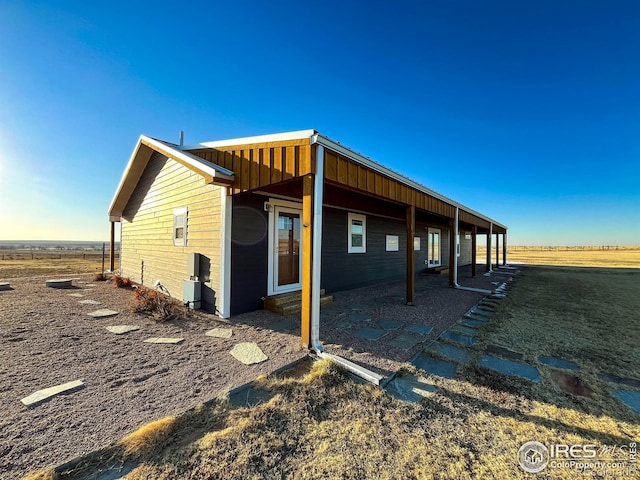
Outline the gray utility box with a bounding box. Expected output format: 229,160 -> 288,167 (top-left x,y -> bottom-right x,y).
183,279 -> 202,310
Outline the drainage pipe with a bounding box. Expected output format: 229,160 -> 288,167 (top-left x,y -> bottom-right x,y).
453,206 -> 460,287
488,222 -> 493,273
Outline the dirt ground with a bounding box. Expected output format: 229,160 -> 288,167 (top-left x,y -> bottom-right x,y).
0,276 -> 305,478
0,265 -> 505,478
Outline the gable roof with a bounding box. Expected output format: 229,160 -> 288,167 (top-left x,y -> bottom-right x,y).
182,130 -> 506,230
108,135 -> 234,220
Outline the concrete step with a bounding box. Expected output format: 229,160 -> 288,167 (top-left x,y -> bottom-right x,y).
264,289 -> 326,309
264,293 -> 333,315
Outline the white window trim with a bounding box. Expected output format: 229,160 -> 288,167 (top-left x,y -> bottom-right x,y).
456,233 -> 461,257
173,207 -> 187,246
348,212 -> 366,254
414,236 -> 421,251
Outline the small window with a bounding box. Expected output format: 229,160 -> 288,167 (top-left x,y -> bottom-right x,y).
386,235 -> 399,252
174,207 -> 187,246
414,237 -> 421,251
348,213 -> 366,253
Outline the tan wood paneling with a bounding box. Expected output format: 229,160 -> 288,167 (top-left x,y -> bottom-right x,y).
121,152 -> 223,309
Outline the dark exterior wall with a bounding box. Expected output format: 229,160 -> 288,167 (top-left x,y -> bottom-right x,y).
320,208 -> 407,292
230,193 -> 269,315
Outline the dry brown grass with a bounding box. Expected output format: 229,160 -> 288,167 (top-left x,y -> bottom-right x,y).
53,266 -> 640,479
21,469 -> 58,480
120,416 -> 177,457
480,245 -> 640,268
0,258 -> 104,279
130,286 -> 184,322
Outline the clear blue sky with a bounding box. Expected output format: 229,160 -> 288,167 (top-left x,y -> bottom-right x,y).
1,0 -> 638,245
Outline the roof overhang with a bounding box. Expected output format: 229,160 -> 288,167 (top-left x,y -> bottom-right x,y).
108,135 -> 234,220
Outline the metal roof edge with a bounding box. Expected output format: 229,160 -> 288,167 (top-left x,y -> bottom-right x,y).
312,133 -> 506,229
180,129 -> 317,150
108,135 -> 235,217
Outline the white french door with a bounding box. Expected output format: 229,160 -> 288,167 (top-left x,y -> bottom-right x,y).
428,228 -> 441,267
267,200 -> 303,295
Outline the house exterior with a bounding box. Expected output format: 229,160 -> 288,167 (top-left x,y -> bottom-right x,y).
108,130 -> 507,347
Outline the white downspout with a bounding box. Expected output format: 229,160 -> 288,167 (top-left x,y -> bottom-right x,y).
489,222 -> 493,273
311,142 -> 324,352
453,206 -> 460,287
309,135 -> 384,385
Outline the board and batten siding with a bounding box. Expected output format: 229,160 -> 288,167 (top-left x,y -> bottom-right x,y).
121,152 -> 223,313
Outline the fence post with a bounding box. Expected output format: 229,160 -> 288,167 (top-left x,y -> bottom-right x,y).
102,243 -> 105,275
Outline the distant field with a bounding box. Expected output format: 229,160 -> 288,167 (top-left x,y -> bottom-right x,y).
0,250 -> 118,278
478,246 -> 640,268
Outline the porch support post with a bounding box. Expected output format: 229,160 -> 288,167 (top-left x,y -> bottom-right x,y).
301,173 -> 314,349
495,233 -> 500,268
503,233 -> 507,265
406,204 -> 415,305
109,221 -> 115,272
486,223 -> 493,272
448,217 -> 455,287
471,224 -> 477,278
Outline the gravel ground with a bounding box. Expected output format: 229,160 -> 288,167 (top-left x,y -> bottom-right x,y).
0,276 -> 305,479
0,265 -> 508,478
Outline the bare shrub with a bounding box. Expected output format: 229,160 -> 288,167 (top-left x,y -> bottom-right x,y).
130,286 -> 183,322
112,275 -> 133,288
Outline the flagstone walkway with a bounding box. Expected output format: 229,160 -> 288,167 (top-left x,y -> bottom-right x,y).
383,267 -> 640,416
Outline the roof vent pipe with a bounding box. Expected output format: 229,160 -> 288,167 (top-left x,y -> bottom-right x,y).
179,130 -> 184,146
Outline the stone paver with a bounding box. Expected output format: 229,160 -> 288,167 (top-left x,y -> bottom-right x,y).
45,279 -> 74,288
427,342 -> 472,365
91,460 -> 138,480
349,313 -> 371,322
379,319 -> 403,330
205,328 -> 233,338
88,309 -> 119,318
538,355 -> 579,371
21,380 -> 85,407
229,385 -> 273,407
459,318 -> 486,328
469,308 -> 493,318
144,337 -> 185,344
485,345 -> 523,361
405,325 -> 433,336
230,342 -> 268,365
0,282 -> 11,291
67,293 -> 84,297
411,353 -> 458,379
352,327 -> 387,341
385,374 -> 437,403
106,325 -> 140,335
440,331 -> 477,346
389,332 -> 423,350
598,372 -> 640,389
78,299 -> 101,305
612,389 -> 640,415
450,325 -> 479,336
350,303 -> 368,311
479,355 -> 541,382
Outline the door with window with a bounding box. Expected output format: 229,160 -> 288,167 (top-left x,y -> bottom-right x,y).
428,228 -> 441,267
269,204 -> 302,294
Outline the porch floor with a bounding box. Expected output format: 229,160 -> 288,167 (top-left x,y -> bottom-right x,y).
232,263 -> 512,378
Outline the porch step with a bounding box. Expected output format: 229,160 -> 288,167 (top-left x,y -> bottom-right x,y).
425,266 -> 449,275
264,289 -> 333,315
